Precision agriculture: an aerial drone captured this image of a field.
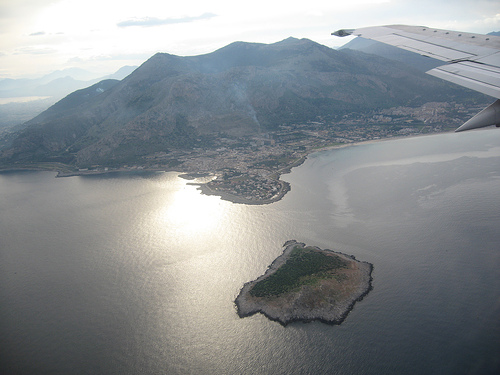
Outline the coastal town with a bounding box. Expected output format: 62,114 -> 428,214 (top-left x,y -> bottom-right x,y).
154,101 -> 486,203
62,100 -> 486,204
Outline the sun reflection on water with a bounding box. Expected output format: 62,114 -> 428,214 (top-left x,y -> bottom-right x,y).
159,182 -> 226,236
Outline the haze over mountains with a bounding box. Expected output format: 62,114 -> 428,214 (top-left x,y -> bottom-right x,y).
0,66 -> 137,130
0,66 -> 138,99
0,37 -> 487,168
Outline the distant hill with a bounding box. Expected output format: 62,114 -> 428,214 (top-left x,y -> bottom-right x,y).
0,66 -> 137,131
0,37 -> 486,167
0,66 -> 137,99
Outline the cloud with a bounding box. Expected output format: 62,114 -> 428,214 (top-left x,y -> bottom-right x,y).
29,31 -> 46,36
14,46 -> 56,55
476,13 -> 500,29
117,12 -> 217,28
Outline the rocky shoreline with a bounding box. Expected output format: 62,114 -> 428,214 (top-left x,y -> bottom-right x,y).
189,179 -> 291,205
235,240 -> 373,326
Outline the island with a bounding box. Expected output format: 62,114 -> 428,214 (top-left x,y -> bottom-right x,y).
235,240 -> 373,325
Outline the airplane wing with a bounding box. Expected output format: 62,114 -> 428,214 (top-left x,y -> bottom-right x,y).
332,25 -> 500,132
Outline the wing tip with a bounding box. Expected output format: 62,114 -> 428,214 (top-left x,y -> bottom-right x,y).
455,100 -> 500,132
332,29 -> 354,37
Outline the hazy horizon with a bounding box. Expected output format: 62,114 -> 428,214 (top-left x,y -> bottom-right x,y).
1,0 -> 499,79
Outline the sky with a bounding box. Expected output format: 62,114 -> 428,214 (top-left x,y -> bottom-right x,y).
1,0 -> 499,79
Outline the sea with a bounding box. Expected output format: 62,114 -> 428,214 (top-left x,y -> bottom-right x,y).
1,130 -> 499,374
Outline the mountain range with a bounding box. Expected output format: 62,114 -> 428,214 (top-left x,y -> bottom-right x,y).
0,66 -> 137,99
0,66 -> 137,130
0,37 -> 487,168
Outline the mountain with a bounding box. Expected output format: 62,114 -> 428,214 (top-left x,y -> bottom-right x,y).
38,67 -> 101,83
0,69 -> 96,99
0,66 -> 138,131
99,66 -> 138,81
0,66 -> 138,100
0,37 -> 485,167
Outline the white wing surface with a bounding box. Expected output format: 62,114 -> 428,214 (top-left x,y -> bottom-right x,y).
333,25 -> 500,132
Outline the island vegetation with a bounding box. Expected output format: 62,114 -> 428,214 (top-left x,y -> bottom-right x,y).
235,240 -> 373,325
249,246 -> 348,297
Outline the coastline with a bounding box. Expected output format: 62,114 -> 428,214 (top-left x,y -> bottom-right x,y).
189,132 -> 449,205
189,134 -> 434,205
0,132 -> 448,205
235,240 -> 373,326
55,167 -> 172,178
188,178 -> 291,205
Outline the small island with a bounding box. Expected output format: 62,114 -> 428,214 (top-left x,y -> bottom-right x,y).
235,240 -> 373,325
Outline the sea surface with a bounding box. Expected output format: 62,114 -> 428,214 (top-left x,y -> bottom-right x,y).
1,130 -> 499,374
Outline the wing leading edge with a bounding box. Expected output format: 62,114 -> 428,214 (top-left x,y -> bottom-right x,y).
332,25 -> 500,132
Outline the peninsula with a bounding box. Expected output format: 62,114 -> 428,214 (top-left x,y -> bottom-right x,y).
235,240 -> 373,325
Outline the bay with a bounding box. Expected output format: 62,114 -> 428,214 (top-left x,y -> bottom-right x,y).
1,130 -> 499,374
